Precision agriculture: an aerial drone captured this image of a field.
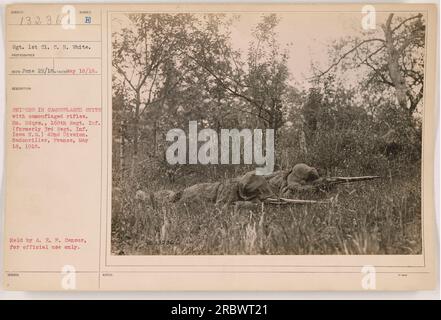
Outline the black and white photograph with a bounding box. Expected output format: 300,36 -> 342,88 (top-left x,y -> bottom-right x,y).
111,10 -> 425,256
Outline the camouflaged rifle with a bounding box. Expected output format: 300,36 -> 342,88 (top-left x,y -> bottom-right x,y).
264,175 -> 381,205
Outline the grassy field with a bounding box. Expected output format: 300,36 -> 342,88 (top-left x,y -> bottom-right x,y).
111,168 -> 421,255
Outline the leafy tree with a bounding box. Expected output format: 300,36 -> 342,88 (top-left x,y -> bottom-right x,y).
183,14 -> 291,140
112,14 -> 194,176
315,13 -> 425,117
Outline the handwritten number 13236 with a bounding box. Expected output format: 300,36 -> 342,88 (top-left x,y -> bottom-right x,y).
19,15 -> 63,25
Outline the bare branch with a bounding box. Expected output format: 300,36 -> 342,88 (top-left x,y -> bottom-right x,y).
391,13 -> 423,33
113,62 -> 137,92
355,45 -> 385,68
364,61 -> 394,87
311,38 -> 385,79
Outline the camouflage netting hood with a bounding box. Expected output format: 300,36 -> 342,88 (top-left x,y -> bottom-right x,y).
267,163 -> 321,196
287,163 -> 320,185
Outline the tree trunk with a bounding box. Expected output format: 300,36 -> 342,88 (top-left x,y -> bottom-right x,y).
131,92 -> 140,178
383,14 -> 409,111
299,123 -> 308,156
120,119 -> 125,182
152,120 -> 157,158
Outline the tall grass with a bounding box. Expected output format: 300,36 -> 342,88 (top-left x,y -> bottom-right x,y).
111,170 -> 421,255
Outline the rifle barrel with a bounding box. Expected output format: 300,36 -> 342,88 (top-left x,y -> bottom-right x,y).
265,197 -> 330,204
330,176 -> 381,183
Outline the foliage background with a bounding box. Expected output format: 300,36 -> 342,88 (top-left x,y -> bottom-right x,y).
111,12 -> 424,255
